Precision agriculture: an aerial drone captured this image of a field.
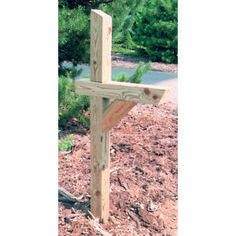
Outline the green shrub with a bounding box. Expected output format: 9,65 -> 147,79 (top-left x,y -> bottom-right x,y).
58,76 -> 90,127
58,0 -> 178,70
59,0 -> 114,10
113,61 -> 152,83
58,1 -> 143,73
58,7 -> 90,70
59,65 -> 83,79
122,31 -> 136,49
58,133 -> 73,151
128,61 -> 152,83
132,0 -> 178,63
112,44 -> 136,55
101,0 -> 143,49
113,72 -> 129,82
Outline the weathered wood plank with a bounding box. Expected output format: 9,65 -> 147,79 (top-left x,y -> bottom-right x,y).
90,9 -> 112,223
102,100 -> 137,132
90,97 -> 110,223
76,79 -> 171,105
90,9 -> 112,83
74,9 -> 171,225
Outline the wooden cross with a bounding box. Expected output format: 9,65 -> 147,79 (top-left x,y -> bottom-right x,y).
75,9 -> 171,223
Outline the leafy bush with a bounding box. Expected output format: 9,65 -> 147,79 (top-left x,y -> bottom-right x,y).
132,0 -> 178,63
58,76 -> 90,127
58,1 -> 144,74
59,65 -> 83,79
112,44 -> 136,55
58,0 -> 178,70
101,0 -> 143,49
58,7 -> 90,70
58,132 -> 73,151
113,61 -> 152,83
59,0 -> 115,10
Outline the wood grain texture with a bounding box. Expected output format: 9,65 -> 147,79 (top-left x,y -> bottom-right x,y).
90,10 -> 112,83
76,9 -> 171,224
90,10 -> 112,223
76,79 -> 171,105
90,97 -> 110,223
102,100 -> 137,132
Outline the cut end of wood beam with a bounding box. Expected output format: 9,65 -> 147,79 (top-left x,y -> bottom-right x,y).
158,88 -> 171,104
91,9 -> 111,18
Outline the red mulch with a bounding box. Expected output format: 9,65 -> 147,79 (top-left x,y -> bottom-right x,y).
111,53 -> 178,74
58,102 -> 178,235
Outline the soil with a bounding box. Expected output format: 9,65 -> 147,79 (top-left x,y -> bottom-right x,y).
58,102 -> 178,236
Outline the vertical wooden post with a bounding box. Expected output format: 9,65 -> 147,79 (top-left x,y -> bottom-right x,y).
90,9 -> 112,223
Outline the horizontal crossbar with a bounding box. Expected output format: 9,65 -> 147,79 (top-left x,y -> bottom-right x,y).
75,79 -> 171,105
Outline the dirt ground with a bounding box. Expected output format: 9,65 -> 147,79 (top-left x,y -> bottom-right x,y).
58,101 -> 178,235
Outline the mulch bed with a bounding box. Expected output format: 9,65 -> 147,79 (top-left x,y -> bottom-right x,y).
111,53 -> 178,74
58,102 -> 178,235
